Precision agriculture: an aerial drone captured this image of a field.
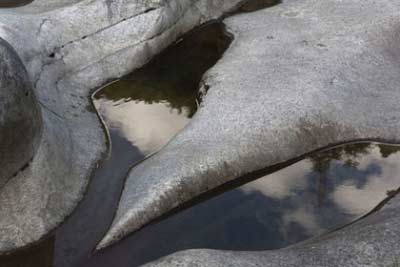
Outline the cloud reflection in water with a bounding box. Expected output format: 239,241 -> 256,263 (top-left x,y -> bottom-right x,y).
85,143 -> 400,267
96,96 -> 191,155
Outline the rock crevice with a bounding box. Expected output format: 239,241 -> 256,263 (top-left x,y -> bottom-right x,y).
98,3 -> 400,267
0,0 -> 242,253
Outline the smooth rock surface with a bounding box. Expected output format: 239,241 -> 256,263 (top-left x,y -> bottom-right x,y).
0,0 -> 242,253
99,0 -> 400,255
0,38 -> 41,188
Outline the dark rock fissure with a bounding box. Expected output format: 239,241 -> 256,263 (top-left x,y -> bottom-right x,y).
0,0 -> 33,8
0,8 -> 235,267
54,20 -> 234,267
228,0 -> 282,16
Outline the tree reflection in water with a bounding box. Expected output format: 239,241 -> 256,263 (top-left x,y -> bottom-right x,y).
85,143 -> 400,267
309,143 -> 371,207
2,143 -> 399,267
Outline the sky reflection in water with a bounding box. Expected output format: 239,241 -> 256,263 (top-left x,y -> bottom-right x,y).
94,22 -> 232,157
87,145 -> 400,267
95,93 -> 191,156
239,143 -> 400,243
90,22 -> 400,267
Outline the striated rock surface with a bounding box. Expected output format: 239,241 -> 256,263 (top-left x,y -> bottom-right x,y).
99,0 -> 400,257
0,0 -> 242,253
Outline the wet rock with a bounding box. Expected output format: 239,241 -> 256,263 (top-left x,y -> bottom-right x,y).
0,0 -> 243,254
99,0 -> 400,259
0,38 -> 42,188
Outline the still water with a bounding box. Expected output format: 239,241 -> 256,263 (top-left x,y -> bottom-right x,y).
94,22 -> 232,156
2,142 -> 400,267
51,21 -> 233,267
86,142 -> 400,267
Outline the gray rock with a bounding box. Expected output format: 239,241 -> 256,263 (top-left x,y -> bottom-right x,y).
0,0 -> 243,254
0,38 -> 42,188
99,0 -> 400,258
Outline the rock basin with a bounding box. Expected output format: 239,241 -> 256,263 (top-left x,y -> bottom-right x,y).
100,0 -> 400,254
0,0 -> 245,253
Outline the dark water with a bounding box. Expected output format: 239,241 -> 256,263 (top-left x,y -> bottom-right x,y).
84,142 -> 400,267
0,238 -> 54,267
0,0 -> 33,7
52,21 -> 232,267
0,18 -> 234,267
3,1 -> 399,267
231,0 -> 281,14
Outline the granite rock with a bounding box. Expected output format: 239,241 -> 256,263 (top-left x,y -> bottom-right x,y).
99,1 -> 400,260
0,0 -> 241,253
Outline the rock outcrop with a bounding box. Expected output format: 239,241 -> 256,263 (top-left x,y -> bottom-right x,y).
99,1 -> 400,261
0,0 -> 242,253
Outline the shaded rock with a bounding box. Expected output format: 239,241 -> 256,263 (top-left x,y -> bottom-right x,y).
99,0 -> 400,254
0,38 -> 42,188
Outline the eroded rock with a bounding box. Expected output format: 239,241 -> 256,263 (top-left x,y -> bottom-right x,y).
0,0 -> 244,254
99,0 -> 400,258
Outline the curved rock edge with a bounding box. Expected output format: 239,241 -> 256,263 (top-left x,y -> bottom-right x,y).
0,37 -> 42,188
99,1 -> 400,261
0,0 -> 242,253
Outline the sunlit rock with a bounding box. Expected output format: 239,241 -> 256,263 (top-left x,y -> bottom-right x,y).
99,0 -> 400,257
0,0 -> 242,253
